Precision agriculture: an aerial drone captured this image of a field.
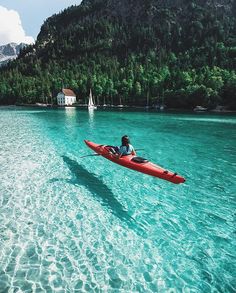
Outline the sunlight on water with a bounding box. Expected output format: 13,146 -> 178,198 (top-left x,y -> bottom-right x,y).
0,107 -> 235,292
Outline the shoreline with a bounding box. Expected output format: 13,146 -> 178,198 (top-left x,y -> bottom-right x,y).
1,103 -> 236,114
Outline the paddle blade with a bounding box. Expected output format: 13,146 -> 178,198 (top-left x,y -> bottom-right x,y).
80,154 -> 101,158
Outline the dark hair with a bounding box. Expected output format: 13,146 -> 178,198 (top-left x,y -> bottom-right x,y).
121,135 -> 130,146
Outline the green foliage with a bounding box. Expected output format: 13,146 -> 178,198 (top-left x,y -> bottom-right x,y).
0,0 -> 235,109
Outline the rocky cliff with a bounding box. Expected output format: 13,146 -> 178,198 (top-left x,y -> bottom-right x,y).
0,43 -> 26,66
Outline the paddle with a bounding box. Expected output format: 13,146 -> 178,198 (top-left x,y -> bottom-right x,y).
80,148 -> 144,158
80,153 -> 100,158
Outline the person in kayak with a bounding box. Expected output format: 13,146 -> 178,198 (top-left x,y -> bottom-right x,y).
111,135 -> 136,158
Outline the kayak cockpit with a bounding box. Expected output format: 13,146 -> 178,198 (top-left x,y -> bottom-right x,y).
131,156 -> 148,163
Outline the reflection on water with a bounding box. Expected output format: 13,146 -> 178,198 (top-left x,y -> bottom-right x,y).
88,108 -> 95,128
65,107 -> 77,121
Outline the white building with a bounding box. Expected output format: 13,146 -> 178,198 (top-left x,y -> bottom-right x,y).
57,89 -> 76,106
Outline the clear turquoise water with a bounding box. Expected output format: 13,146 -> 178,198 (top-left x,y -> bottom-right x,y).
0,106 -> 235,292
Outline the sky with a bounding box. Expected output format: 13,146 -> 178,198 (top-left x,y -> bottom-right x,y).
0,0 -> 82,46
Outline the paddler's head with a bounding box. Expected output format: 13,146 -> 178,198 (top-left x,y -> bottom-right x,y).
121,135 -> 130,146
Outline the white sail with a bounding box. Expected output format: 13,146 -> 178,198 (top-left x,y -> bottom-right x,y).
88,89 -> 93,106
88,89 -> 97,109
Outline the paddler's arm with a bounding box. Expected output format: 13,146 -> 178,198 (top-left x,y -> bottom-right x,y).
107,147 -> 122,159
111,148 -> 122,159
113,152 -> 122,159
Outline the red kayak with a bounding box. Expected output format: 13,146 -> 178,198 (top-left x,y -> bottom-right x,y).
84,140 -> 185,184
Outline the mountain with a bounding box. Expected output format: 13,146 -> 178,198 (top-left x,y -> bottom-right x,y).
0,0 -> 235,108
0,43 -> 27,66
36,0 -> 235,59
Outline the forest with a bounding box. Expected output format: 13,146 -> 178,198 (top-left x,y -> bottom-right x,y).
0,0 -> 235,109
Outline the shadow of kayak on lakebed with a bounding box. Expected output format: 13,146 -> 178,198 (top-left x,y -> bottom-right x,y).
54,155 -> 146,236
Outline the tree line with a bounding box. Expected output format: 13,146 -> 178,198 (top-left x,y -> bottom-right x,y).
0,0 -> 235,109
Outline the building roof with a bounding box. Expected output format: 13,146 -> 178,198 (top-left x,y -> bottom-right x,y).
62,88 -> 76,97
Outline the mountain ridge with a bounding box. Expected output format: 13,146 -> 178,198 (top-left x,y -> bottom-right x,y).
0,0 -> 235,108
33,0 -> 235,61
0,43 -> 27,66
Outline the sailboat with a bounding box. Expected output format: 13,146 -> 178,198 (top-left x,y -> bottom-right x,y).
117,97 -> 123,108
88,89 -> 97,109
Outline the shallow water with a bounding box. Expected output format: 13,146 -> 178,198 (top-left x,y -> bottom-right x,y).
0,106 -> 235,292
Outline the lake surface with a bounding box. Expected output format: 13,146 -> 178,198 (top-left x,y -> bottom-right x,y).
0,106 -> 235,292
